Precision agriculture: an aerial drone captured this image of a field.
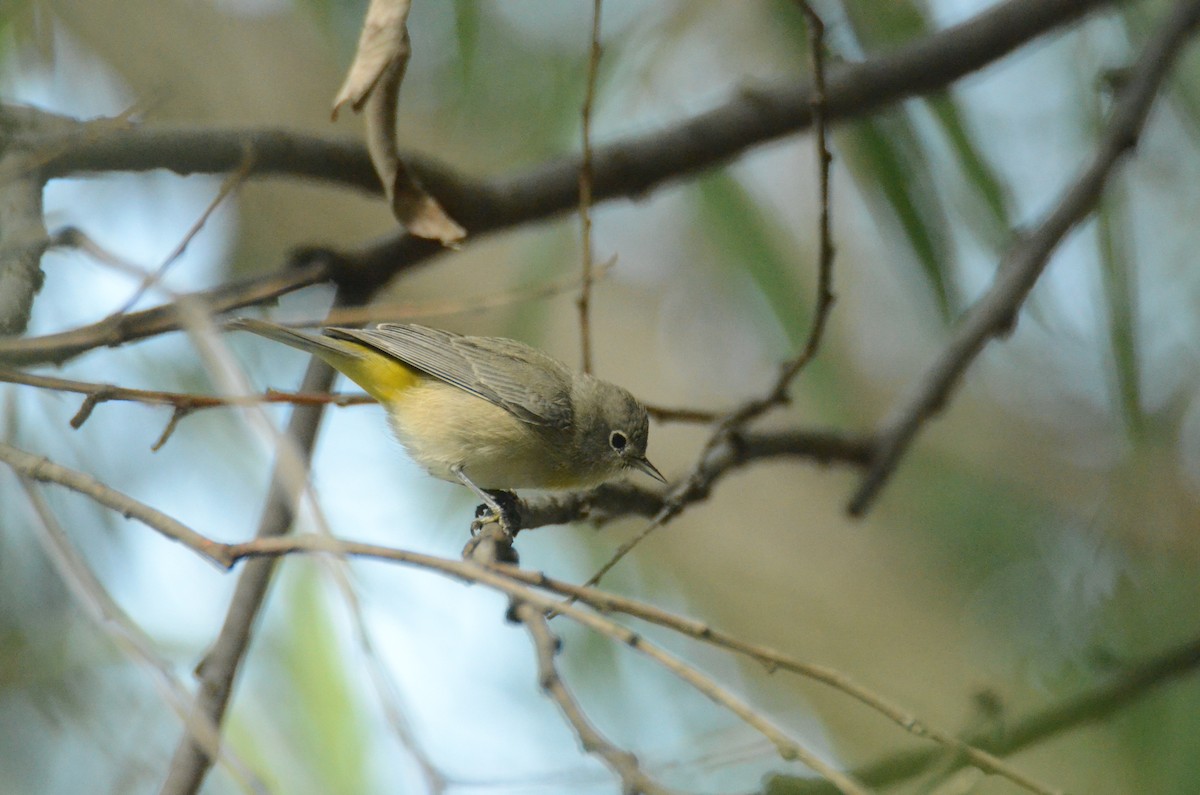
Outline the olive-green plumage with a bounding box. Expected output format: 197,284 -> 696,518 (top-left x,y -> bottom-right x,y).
230,319 -> 664,492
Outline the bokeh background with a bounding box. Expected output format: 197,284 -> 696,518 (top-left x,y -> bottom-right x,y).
3,0 -> 1200,793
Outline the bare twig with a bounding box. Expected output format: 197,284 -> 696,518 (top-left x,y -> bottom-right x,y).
3,476 -> 859,795
471,521 -> 676,793
515,602 -> 682,795
224,536 -> 1200,795
15,440 -> 1190,795
0,361 -> 868,539
224,535 -> 870,795
159,333 -> 341,795
500,569 -> 1060,795
0,441 -> 230,566
583,2 -> 837,584
791,1 -> 835,388
111,147 -> 254,316
15,479 -> 265,795
0,244 -> 338,367
577,0 -> 603,375
848,0 -> 1200,515
511,427 -> 874,536
0,366 -> 370,423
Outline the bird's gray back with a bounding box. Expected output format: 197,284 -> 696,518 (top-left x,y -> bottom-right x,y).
328,324 -> 575,429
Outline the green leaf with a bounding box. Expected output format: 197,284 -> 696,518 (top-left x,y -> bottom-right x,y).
1095,155 -> 1143,439
840,114 -> 955,318
840,0 -> 1015,310
927,93 -> 1013,245
280,566 -> 368,795
693,170 -> 809,349
452,0 -> 482,83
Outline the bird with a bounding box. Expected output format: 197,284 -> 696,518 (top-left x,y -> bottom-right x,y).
231,318 -> 665,526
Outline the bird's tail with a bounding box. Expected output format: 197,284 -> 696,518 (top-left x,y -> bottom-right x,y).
229,317 -> 418,404
227,318 -> 367,363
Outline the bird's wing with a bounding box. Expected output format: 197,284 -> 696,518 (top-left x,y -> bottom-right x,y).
327,324 -> 574,429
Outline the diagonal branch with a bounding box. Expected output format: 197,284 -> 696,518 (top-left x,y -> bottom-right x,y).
516,602 -> 684,795
500,568 -> 1058,795
0,441 -> 231,566
767,636 -> 1200,793
159,323 -> 344,795
847,0 -> 1200,515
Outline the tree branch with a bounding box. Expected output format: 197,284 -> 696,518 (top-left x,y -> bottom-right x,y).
848,0 -> 1200,515
0,441 -> 230,566
159,328 -> 343,795
512,427 -> 876,532
0,0 -> 1115,369
766,636 -> 1200,794
502,568 -> 1058,795
515,601 -> 684,795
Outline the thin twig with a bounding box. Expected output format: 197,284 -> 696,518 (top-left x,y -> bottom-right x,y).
584,2 -> 837,585
514,427 -> 874,533
14,444 -> 1191,795
223,534 -> 870,795
848,0 -> 1200,515
0,366 -> 370,421
577,0 -> 603,375
15,478 -> 265,795
500,568 -> 1060,795
111,146 -> 254,316
0,441 -> 230,567
0,245 -> 337,367
515,602 -> 682,795
223,537 -> 1200,795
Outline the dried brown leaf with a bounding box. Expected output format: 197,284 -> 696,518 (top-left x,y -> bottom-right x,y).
332,0 -> 413,118
332,0 -> 466,246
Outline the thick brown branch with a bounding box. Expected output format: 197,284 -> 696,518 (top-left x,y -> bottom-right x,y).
0,0 -> 1114,370
0,106 -> 61,334
0,244 -> 339,366
35,0 -> 1110,206
513,428 -> 875,532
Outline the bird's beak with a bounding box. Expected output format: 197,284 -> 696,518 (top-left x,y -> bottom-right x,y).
628,455 -> 667,484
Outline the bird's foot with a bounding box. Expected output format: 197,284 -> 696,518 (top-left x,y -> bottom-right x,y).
465,490 -> 521,565
470,489 -> 521,534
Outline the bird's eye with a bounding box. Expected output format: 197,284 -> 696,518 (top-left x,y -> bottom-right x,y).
609,430 -> 628,452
